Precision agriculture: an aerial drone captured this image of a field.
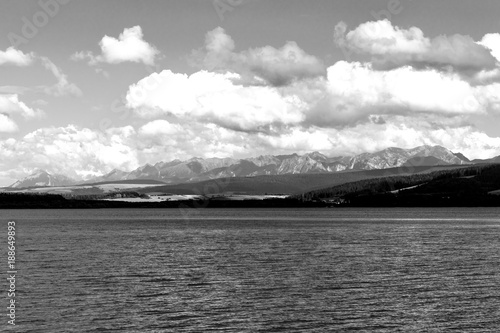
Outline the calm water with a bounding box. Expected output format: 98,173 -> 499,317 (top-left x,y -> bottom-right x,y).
1,208 -> 500,332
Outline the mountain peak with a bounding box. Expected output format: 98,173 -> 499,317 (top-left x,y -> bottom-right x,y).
6,145 -> 483,188
453,152 -> 470,162
8,170 -> 75,188
306,151 -> 327,160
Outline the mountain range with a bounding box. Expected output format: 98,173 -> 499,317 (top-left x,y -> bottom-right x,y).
8,170 -> 76,188
7,145 -> 500,188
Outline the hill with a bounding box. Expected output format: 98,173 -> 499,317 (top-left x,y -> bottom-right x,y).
136,165 -> 469,196
297,164 -> 500,206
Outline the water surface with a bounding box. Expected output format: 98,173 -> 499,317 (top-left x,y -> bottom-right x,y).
2,208 -> 500,332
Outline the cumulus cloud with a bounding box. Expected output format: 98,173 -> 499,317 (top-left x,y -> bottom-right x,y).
0,47 -> 34,66
119,24 -> 499,158
0,114 -> 18,133
309,61 -> 500,126
334,20 -> 498,73
327,121 -> 500,159
6,23 -> 500,185
0,125 -> 140,180
123,24 -> 500,134
135,121 -> 249,160
0,94 -> 44,133
480,33 -> 500,61
138,119 -> 184,137
2,118 -> 500,186
255,118 -> 500,160
72,26 -> 159,66
126,69 -> 305,132
0,123 -> 247,184
192,27 -> 325,86
0,94 -> 44,119
126,62 -> 500,132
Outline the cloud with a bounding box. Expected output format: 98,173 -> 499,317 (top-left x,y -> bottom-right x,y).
72,26 -> 159,66
332,121 -> 500,160
0,94 -> 44,133
477,33 -> 500,83
0,123 -> 246,183
0,125 -> 140,180
480,33 -> 500,62
0,86 -> 30,95
122,61 -> 500,158
1,118 -> 500,186
6,23 -> 500,185
192,27 -> 325,86
127,63 -> 500,133
0,94 -> 44,119
258,119 -> 500,160
126,62 -> 500,134
308,61 -> 498,127
334,20 -> 498,73
138,119 -> 184,137
126,69 -> 305,132
0,47 -> 34,66
32,99 -> 48,106
40,57 -> 82,96
124,25 -> 500,135
1,55 -> 81,97
0,114 -> 19,133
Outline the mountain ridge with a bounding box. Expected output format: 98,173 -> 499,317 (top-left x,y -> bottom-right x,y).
8,170 -> 76,188
7,145 -> 494,188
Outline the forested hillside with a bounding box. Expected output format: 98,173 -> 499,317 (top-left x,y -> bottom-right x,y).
297,164 -> 500,206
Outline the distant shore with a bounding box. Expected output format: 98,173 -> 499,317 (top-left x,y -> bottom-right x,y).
1,192 -> 500,209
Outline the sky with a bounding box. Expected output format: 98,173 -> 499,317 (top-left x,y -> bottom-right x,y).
1,0 -> 500,185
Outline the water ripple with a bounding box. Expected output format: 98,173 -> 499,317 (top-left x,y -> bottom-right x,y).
3,207 -> 500,332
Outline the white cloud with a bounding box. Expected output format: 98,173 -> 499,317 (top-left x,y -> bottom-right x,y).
1,119 -> 500,186
135,121 -> 248,160
0,114 -> 19,133
0,47 -> 34,66
0,125 -> 140,180
40,57 -> 82,96
0,86 -> 30,95
0,94 -> 44,119
126,59 -> 500,134
126,23 -> 500,133
479,33 -> 500,62
126,70 -> 305,132
5,23 -> 500,185
139,119 -> 184,137
193,27 -> 325,86
335,20 -> 497,73
259,120 -> 500,160
312,61 -> 494,126
335,20 -> 428,55
1,56 -> 82,97
0,123 -> 246,183
72,26 -> 159,66
0,94 -> 44,133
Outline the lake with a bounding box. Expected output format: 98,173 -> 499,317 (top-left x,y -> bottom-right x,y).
1,208 -> 500,332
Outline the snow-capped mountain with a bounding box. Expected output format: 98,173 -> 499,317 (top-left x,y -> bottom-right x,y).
277,154 -> 328,174
85,145 -> 473,184
8,170 -> 76,188
126,164 -> 161,180
7,145 -> 483,188
85,169 -> 129,183
348,145 -> 467,170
